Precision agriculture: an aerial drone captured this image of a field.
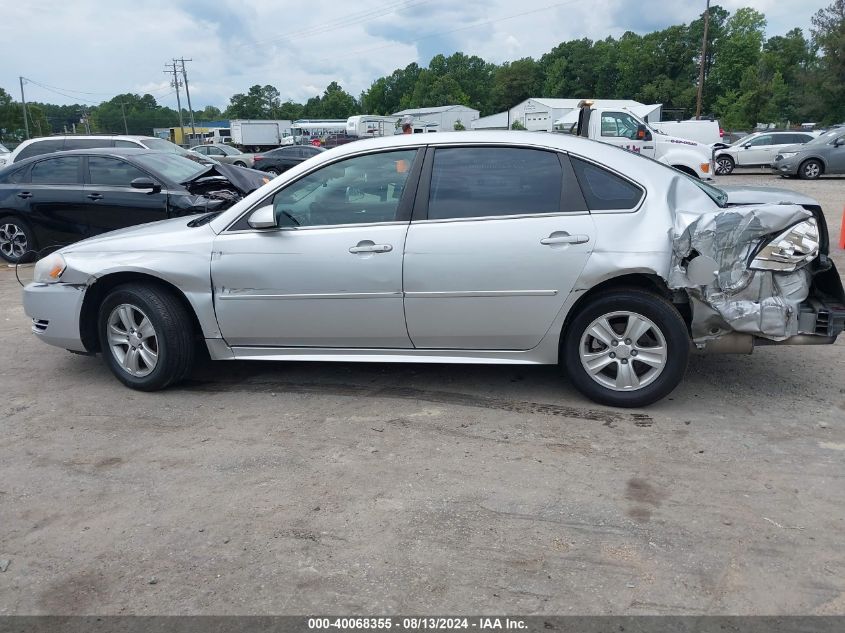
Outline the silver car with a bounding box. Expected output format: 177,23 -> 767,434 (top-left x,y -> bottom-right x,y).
771,128 -> 845,179
192,143 -> 256,168
21,132 -> 845,407
714,130 -> 816,175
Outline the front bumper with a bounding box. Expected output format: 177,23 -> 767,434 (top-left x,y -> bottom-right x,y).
771,159 -> 800,176
22,282 -> 87,352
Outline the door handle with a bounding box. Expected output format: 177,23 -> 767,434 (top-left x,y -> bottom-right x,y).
17,191 -> 32,199
540,233 -> 590,245
87,193 -> 103,200
349,242 -> 392,254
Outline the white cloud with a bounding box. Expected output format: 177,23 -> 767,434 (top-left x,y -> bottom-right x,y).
0,0 -> 829,109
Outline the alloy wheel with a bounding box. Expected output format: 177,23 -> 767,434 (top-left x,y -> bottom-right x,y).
579,311 -> 668,391
716,157 -> 733,175
0,223 -> 28,260
107,304 -> 159,377
803,162 -> 820,179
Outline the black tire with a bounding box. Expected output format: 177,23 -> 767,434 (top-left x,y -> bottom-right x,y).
98,283 -> 195,391
233,161 -> 247,167
715,155 -> 735,175
562,289 -> 690,408
798,159 -> 822,180
265,167 -> 281,176
0,215 -> 36,263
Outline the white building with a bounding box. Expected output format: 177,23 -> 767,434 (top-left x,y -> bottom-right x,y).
508,98 -> 662,132
393,105 -> 480,132
471,111 -> 509,130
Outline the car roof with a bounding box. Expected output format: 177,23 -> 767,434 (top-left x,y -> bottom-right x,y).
19,134 -> 160,142
7,148 -> 179,169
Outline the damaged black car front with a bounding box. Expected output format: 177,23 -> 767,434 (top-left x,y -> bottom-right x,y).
670,190 -> 845,353
170,162 -> 271,216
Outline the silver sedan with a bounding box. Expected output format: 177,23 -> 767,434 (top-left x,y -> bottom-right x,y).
21,132 -> 845,407
191,143 -> 256,168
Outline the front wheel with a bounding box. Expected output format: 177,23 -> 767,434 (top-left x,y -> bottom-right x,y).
233,161 -> 247,167
799,159 -> 822,180
98,283 -> 195,391
562,290 -> 690,408
264,167 -> 281,176
715,155 -> 735,175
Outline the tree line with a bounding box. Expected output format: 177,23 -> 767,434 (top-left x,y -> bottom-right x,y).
1,2 -> 843,144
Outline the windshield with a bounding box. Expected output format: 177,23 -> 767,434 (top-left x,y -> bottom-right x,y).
730,133 -> 756,146
219,145 -> 242,155
134,152 -> 206,182
688,176 -> 729,207
141,138 -> 190,155
0,142 -> 9,153
806,130 -> 844,146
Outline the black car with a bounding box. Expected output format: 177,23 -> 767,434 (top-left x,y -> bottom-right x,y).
252,145 -> 325,175
0,148 -> 269,263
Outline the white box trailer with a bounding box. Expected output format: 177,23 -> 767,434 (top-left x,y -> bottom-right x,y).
230,120 -> 292,150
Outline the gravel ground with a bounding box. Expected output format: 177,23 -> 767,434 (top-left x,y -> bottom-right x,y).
0,171 -> 843,615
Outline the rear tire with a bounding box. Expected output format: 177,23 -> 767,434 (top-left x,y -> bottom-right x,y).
98,283 -> 195,391
799,159 -> 822,180
0,216 -> 36,263
234,161 -> 247,167
265,167 -> 281,176
562,290 -> 690,408
715,155 -> 734,175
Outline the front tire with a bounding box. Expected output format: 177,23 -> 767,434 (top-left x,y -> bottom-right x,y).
799,159 -> 822,180
562,290 -> 690,408
234,161 -> 247,167
98,283 -> 195,391
264,167 -> 281,176
0,216 -> 35,263
715,155 -> 735,175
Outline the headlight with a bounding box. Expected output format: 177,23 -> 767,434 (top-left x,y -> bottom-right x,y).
33,252 -> 66,283
778,152 -> 797,160
749,218 -> 819,272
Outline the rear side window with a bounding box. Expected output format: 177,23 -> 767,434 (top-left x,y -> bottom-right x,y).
428,147 -> 562,220
0,166 -> 28,184
793,134 -> 813,144
571,157 -> 643,211
88,157 -> 148,186
15,139 -> 64,161
30,157 -> 81,185
65,138 -> 114,150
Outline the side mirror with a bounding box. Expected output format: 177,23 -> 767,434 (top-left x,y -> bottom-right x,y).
742,143 -> 752,149
247,205 -> 277,229
130,177 -> 161,193
834,137 -> 845,147
636,124 -> 650,140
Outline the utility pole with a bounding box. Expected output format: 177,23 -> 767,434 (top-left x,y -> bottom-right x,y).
19,76 -> 30,139
120,101 -> 129,134
165,62 -> 185,145
177,58 -> 197,144
695,0 -> 711,120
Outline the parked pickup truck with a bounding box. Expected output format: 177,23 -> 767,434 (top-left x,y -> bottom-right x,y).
571,100 -> 715,180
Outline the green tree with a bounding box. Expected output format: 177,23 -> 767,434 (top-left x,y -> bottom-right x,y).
225,84 -> 281,119
709,8 -> 767,97
317,82 -> 358,118
811,0 -> 845,122
491,58 -> 542,111
198,105 -> 222,120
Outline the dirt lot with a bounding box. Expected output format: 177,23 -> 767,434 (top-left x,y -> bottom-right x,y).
1,171 -> 843,615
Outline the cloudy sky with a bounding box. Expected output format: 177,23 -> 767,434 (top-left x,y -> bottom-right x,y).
0,0 -> 831,111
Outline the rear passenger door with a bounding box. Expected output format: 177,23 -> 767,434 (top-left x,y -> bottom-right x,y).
25,156 -> 91,246
82,156 -> 169,235
402,146 -> 596,350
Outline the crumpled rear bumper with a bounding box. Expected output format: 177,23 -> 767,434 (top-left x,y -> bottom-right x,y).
668,204 -> 845,347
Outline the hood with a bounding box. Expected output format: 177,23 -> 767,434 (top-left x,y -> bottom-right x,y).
60,216 -> 212,254
182,162 -> 269,195
720,185 -> 818,208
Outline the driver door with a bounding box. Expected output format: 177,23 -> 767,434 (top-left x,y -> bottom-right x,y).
739,134 -> 772,165
211,148 -> 421,348
599,111 -> 656,158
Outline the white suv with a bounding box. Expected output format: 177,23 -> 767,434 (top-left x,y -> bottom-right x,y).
5,135 -> 216,166
714,130 -> 816,174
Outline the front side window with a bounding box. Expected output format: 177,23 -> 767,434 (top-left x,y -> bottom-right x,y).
271,150 -> 416,227
571,157 -> 643,211
88,157 -> 148,186
600,112 -> 641,139
748,135 -> 772,147
427,147 -> 562,220
30,157 -> 81,185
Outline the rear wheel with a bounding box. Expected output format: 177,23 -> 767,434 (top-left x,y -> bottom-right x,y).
234,161 -> 247,167
265,167 -> 281,176
98,283 -> 195,391
562,290 -> 690,408
715,155 -> 735,175
799,159 -> 822,180
0,216 -> 35,263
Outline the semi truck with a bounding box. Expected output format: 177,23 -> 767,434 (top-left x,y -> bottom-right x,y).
572,100 -> 715,179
